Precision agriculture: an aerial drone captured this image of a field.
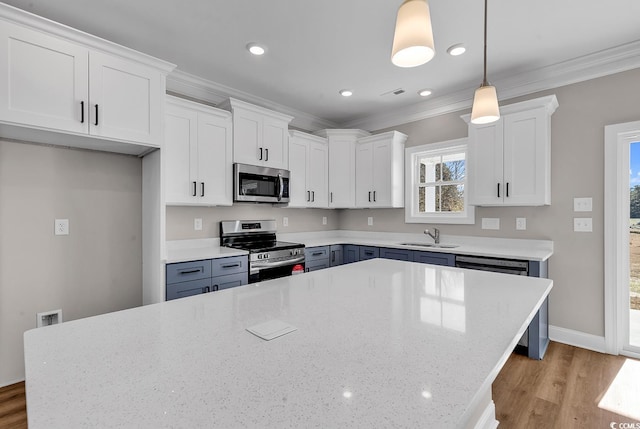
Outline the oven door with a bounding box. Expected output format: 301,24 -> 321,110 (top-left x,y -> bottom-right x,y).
234,163 -> 290,203
249,257 -> 305,283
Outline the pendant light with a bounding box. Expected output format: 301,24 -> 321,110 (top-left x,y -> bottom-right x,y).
470,0 -> 500,124
391,0 -> 435,68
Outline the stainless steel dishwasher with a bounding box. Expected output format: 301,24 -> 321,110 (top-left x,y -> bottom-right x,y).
454,254 -> 540,355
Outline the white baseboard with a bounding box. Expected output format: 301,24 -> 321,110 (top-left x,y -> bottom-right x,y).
474,400 -> 499,429
0,377 -> 25,389
549,325 -> 607,353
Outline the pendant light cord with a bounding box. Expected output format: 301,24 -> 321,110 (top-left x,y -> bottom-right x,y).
482,0 -> 488,86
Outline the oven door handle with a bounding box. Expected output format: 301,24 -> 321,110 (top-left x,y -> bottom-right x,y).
252,256 -> 305,269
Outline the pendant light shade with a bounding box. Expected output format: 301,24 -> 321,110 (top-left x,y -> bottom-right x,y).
471,85 -> 500,124
391,0 -> 435,68
470,0 -> 500,125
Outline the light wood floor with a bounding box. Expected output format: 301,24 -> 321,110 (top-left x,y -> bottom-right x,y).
1,341 -> 638,428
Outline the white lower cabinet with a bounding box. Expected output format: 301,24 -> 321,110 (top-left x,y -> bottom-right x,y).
355,131 -> 407,208
165,96 -> 232,206
288,131 -> 328,208
463,95 -> 558,206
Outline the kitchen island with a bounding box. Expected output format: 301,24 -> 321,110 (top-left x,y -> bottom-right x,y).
24,259 -> 552,428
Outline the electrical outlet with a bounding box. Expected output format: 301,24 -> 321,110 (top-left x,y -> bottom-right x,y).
54,219 -> 69,235
516,218 -> 527,230
574,218 -> 593,232
322,216 -> 327,225
367,217 -> 373,226
37,309 -> 62,327
283,217 -> 289,227
194,218 -> 203,231
481,218 -> 500,230
573,197 -> 593,212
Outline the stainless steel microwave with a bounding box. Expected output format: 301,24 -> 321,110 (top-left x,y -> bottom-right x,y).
233,163 -> 290,204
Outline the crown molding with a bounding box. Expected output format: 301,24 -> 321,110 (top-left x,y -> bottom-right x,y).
166,69 -> 338,132
341,39 -> 640,131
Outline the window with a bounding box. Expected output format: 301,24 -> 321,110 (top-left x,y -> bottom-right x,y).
405,138 -> 475,224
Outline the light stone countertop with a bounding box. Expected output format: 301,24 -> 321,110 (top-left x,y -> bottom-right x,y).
165,238 -> 248,264
24,259 -> 553,428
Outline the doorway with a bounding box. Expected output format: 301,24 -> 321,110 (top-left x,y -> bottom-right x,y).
605,120 -> 640,358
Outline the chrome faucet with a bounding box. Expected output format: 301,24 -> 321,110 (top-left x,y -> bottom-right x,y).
424,228 -> 440,244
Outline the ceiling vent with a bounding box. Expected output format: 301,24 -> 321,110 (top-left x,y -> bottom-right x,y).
381,88 -> 406,97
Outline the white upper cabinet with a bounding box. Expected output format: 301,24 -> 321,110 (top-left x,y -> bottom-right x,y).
219,98 -> 293,170
315,129 -> 370,208
355,131 -> 407,208
0,6 -> 174,155
165,96 -> 233,206
288,131 -> 328,208
462,95 -> 558,206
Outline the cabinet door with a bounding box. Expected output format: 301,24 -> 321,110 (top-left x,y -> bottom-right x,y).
166,278 -> 212,301
88,51 -> 162,145
413,251 -> 455,266
263,116 -> 288,169
0,21 -> 89,134
212,272 -> 247,291
371,141 -> 391,206
380,248 -> 414,261
468,120 -> 504,205
288,136 -> 309,207
503,108 -> 550,205
330,245 -> 343,266
355,143 -> 374,207
233,108 -> 262,165
165,103 -> 198,205
305,259 -> 330,272
343,245 -> 360,264
308,140 -> 328,207
197,111 -> 233,206
329,137 -> 357,208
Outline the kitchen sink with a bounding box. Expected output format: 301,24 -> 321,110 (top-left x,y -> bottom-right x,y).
399,243 -> 459,249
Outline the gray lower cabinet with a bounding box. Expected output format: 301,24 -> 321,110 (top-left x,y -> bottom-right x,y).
329,245 -> 343,266
359,246 -> 379,261
344,245 -> 360,264
379,248 -> 414,261
305,246 -> 331,272
413,251 -> 455,266
166,255 -> 248,301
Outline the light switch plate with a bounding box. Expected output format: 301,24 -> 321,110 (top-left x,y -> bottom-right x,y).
481,218 -> 500,230
516,218 -> 527,230
574,218 -> 593,232
574,197 -> 593,212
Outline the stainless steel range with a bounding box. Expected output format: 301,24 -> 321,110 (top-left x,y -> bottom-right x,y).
220,220 -> 305,283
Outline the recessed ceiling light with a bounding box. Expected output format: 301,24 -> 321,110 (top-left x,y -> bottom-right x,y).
339,89 -> 353,97
447,44 -> 466,56
418,89 -> 433,97
246,43 -> 266,56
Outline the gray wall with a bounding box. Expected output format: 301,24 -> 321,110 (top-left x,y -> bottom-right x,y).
340,68 -> 640,337
0,140 -> 142,385
166,205 -> 339,239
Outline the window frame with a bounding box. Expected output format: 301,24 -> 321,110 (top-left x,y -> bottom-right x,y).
404,138 -> 475,224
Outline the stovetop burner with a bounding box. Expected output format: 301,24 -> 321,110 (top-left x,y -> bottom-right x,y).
227,240 -> 304,253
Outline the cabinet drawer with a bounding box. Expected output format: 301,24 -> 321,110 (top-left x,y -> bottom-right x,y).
212,255 -> 248,276
305,246 -> 330,262
380,248 -> 414,261
413,251 -> 455,266
305,258 -> 330,272
359,246 -> 379,260
211,272 -> 247,291
166,278 -> 212,301
166,259 -> 212,284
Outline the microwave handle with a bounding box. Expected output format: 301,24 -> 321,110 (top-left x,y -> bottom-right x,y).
277,174 -> 284,201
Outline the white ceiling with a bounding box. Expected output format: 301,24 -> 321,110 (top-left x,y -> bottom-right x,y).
4,0 -> 640,129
